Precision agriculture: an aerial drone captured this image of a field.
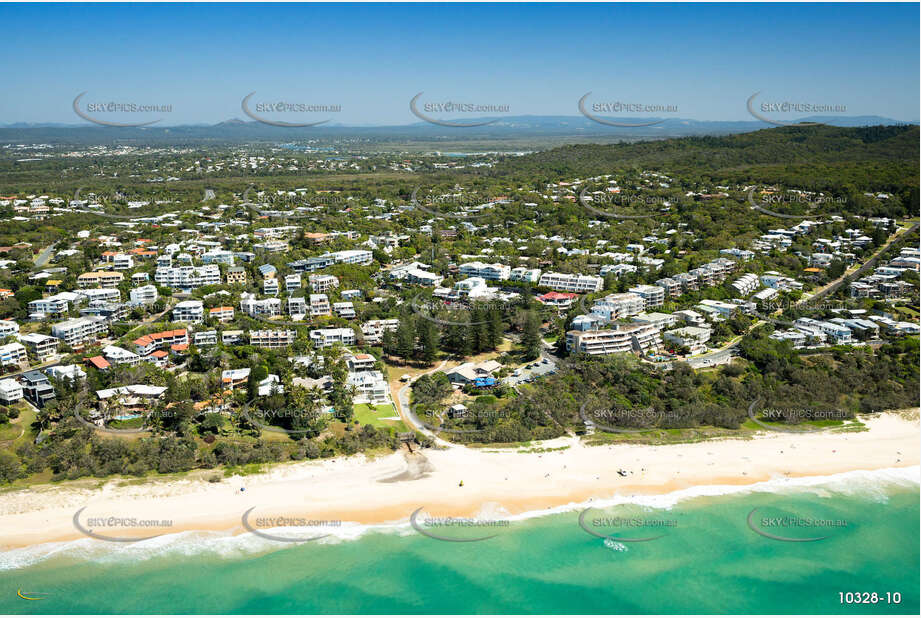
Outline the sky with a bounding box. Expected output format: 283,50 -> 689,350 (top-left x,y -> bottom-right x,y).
1,2 -> 918,126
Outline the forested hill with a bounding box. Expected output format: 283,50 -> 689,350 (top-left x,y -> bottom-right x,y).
490,124 -> 919,197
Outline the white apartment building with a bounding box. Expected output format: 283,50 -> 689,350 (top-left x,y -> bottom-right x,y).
309,274 -> 339,293
310,327 -> 356,348
154,265 -> 221,291
193,330 -> 218,346
731,273 -> 760,297
51,316 -> 108,348
310,294 -> 332,316
0,378 -> 24,404
240,293 -> 281,317
360,319 -> 399,345
80,288 -> 121,304
794,318 -> 854,345
0,319 -> 19,337
628,285 -> 666,309
509,267 -> 541,283
566,323 -> 662,356
172,300 -> 204,324
249,330 -> 296,349
590,292 -> 645,322
129,284 -> 159,305
263,277 -> 280,295
28,293 -> 74,316
285,274 -> 302,291
333,302 -> 356,319
286,297 -> 307,317
459,261 -> 510,281
20,333 -> 59,362
327,249 -> 373,266
539,272 -> 603,293
208,306 -> 235,323
0,342 -> 27,367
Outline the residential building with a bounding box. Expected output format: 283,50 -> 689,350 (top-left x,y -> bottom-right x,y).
51,316 -> 107,348
20,371 -> 55,408
310,327 -> 356,348
0,378 -> 23,405
129,284 -> 159,305
509,267 -> 541,283
154,265 -> 220,291
173,300 -> 204,324
226,266 -> 247,285
0,342 -> 27,368
310,294 -> 332,316
538,272 -> 604,293
566,323 -> 662,356
287,297 -> 307,318
459,261 -> 510,281
20,333 -> 59,362
285,274 -> 302,292
240,293 -> 281,317
309,274 -> 339,293
193,330 -> 218,347
334,302 -> 356,319
628,285 -> 666,309
77,271 -> 124,288
209,306 -> 235,323
249,329 -> 296,349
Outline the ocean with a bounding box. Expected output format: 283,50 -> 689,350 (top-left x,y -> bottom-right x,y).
1,467 -> 918,614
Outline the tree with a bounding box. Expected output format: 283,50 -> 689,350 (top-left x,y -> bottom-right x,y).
419,319 -> 440,364
521,311 -> 542,361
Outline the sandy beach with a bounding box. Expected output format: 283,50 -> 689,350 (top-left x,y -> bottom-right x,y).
1,412 -> 918,550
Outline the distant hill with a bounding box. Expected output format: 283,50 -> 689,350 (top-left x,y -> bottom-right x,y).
0,115 -> 915,145
489,124 -> 920,204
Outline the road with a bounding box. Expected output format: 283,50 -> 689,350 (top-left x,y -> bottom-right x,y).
797,221 -> 919,307
32,242 -> 57,269
391,359 -> 454,444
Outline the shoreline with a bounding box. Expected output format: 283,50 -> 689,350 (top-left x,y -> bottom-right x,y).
1,411 -> 918,553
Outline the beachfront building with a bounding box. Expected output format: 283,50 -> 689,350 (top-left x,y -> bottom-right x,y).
566,323 -> 662,356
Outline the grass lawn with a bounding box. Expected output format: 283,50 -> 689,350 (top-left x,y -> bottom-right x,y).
353,403 -> 408,432
0,403 -> 37,447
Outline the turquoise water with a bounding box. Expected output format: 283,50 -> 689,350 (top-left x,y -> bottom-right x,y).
1,471 -> 918,614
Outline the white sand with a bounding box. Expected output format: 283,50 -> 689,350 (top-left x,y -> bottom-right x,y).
0,412 -> 917,549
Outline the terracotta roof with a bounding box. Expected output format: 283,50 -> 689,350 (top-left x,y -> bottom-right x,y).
86,356 -> 111,369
